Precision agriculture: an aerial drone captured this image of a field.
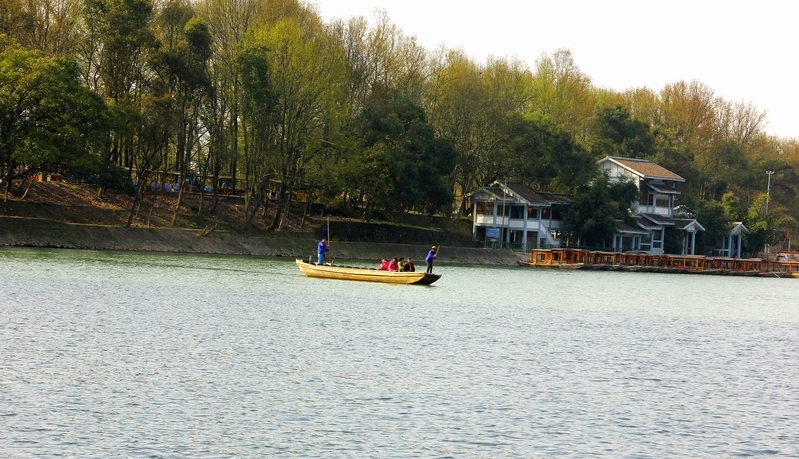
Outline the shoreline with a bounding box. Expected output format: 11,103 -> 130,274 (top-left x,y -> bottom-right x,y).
0,217 -> 526,265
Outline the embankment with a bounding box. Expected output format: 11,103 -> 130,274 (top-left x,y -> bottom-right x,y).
0,217 -> 526,265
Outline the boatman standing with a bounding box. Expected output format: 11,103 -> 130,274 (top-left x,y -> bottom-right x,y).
425,246 -> 437,273
317,238 -> 328,265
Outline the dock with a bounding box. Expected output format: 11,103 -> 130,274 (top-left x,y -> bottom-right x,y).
521,248 -> 799,278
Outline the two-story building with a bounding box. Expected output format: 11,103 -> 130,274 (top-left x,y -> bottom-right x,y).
468,157 -> 710,255
599,156 -> 705,255
467,181 -> 570,252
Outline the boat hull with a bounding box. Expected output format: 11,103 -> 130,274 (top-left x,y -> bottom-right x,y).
296,259 -> 441,285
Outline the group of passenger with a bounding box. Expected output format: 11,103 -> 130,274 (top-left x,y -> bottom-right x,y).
378,257 -> 415,272
316,234 -> 438,273
378,246 -> 438,273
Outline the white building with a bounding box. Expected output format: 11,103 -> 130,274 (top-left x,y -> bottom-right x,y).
467,181 -> 571,252
598,156 -> 705,255
468,157 -> 720,255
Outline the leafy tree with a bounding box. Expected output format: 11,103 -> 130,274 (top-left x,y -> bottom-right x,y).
346,86 -> 454,220
692,200 -> 731,254
257,18 -> 345,229
721,191 -> 743,222
663,226 -> 683,255
0,37 -> 110,197
503,113 -> 594,193
424,51 -> 531,214
562,174 -> 638,248
235,36 -> 275,227
590,104 -> 655,159
529,49 -> 596,140
745,192 -> 797,255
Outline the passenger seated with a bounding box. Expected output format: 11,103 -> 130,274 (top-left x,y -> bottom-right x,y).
378,259 -> 389,270
403,257 -> 415,272
387,257 -> 399,272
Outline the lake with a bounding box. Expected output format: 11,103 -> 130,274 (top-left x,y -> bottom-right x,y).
1,248 -> 798,458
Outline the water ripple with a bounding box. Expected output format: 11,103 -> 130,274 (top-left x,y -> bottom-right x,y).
1,248 -> 799,457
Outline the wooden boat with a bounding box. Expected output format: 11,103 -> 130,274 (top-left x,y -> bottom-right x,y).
296,259 -> 441,285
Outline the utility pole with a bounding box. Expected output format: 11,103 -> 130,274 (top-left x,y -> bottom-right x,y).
765,170 -> 775,214
765,170 -> 775,256
501,181 -> 507,249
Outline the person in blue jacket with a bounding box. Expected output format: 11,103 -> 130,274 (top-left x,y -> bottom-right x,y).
317,238 -> 328,264
425,246 -> 437,273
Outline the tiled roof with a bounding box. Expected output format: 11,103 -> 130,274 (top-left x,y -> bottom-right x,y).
727,221 -> 749,234
641,213 -> 675,225
647,182 -> 680,194
537,192 -> 572,205
616,220 -> 649,234
492,181 -> 571,206
637,214 -> 706,231
672,218 -> 706,232
633,215 -> 660,230
605,156 -> 684,181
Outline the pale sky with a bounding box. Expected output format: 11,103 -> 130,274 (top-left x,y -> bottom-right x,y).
310,0 -> 799,140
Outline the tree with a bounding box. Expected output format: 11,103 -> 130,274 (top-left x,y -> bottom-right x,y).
251,18 -> 345,229
236,36 -> 275,227
562,174 -> 638,248
590,104 -> 655,159
424,51 -> 532,213
345,86 -> 454,220
745,192 -> 797,255
529,49 -> 596,140
503,113 -> 593,193
692,200 -> 730,254
0,38 -> 110,199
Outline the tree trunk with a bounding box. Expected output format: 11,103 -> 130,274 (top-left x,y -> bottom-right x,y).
170,185 -> 185,227
244,193 -> 262,229
20,177 -> 35,200
147,194 -> 158,228
300,192 -> 312,229
127,182 -> 147,227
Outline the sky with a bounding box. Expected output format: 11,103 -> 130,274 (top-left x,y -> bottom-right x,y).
309,0 -> 799,140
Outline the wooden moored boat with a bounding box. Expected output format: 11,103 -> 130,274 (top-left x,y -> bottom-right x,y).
295,259 -> 441,285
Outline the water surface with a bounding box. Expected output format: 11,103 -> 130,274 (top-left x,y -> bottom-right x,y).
1,248 -> 798,457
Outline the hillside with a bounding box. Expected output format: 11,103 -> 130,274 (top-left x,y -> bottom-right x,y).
1,181 -> 280,230
0,181 -> 517,263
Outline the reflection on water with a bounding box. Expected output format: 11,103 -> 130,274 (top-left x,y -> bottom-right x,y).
1,248 -> 798,457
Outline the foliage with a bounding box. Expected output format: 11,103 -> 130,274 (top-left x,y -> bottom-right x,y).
345,86 -> 454,219
503,113 -> 595,193
663,226 -> 683,255
0,38 -> 110,184
590,104 -> 655,159
562,174 -> 638,247
692,200 -> 731,253
3,1 -> 799,234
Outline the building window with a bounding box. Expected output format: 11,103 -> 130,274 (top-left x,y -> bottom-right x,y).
551,206 -> 564,221
655,196 -> 670,208
550,230 -> 561,240
510,206 -> 524,219
527,207 -> 538,219
541,208 -> 550,219
476,202 -> 493,215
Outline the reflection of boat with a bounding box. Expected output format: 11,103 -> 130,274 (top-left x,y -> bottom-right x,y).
295,259 -> 441,285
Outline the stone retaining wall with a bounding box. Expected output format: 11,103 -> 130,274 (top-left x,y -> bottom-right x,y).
0,217 -> 525,265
